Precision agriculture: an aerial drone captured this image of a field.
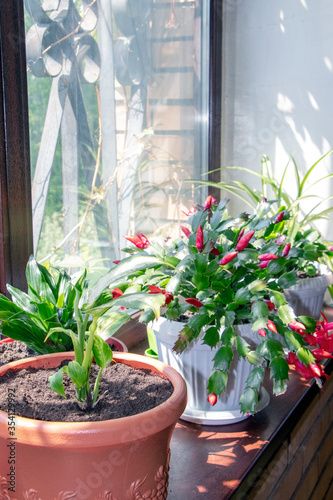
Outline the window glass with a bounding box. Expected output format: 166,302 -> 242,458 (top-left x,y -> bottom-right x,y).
24,0 -> 209,274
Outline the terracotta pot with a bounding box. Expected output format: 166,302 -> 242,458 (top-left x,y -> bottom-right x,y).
0,352 -> 186,499
0,336 -> 128,352
152,317 -> 269,425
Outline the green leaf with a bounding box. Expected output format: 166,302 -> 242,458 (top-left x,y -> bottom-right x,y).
194,253 -> 208,273
202,327 -> 220,348
284,331 -> 303,351
239,387 -> 258,414
207,370 -> 228,395
236,336 -> 250,358
112,292 -> 166,319
246,367 -> 265,391
273,379 -> 288,396
298,315 -> 317,330
266,258 -> 285,275
269,290 -> 288,307
213,346 -> 233,371
192,273 -> 210,290
63,361 -> 87,388
296,347 -> 315,366
246,350 -> 262,365
96,311 -> 131,340
93,336 -> 113,368
6,285 -> 37,315
251,300 -> 269,319
269,356 -> 289,380
278,304 -> 296,324
248,279 -> 267,293
49,368 -> 66,398
89,255 -> 168,303
166,273 -> 182,294
138,308 -> 156,324
221,325 -> 236,346
188,313 -> 211,333
234,287 -> 251,304
257,339 -> 284,360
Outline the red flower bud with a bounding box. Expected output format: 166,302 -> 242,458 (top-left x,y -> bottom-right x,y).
274,211 -> 285,223
112,288 -> 123,299
309,363 -> 323,378
275,235 -> 286,246
164,292 -> 174,305
289,321 -> 306,332
258,253 -> 278,261
148,285 -> 164,294
185,298 -> 203,308
236,230 -> 255,251
124,233 -> 150,249
236,228 -> 245,242
219,251 -> 238,266
180,226 -> 191,238
113,260 -> 120,264
267,320 -> 277,334
210,247 -> 220,256
196,225 -> 204,252
207,393 -> 217,406
258,260 -> 269,268
148,286 -> 174,305
282,243 -> 291,257
258,329 -> 267,337
204,195 -> 218,210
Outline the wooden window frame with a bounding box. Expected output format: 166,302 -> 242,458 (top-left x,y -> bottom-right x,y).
0,0 -> 222,294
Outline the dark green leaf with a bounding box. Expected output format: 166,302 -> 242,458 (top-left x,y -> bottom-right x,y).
166,273 -> 182,294
298,315 -> 317,330
277,272 -> 299,289
234,287 -> 251,304
257,339 -> 284,360
6,285 -> 37,314
207,370 -> 228,395
192,273 -> 210,291
188,313 -> 211,333
93,336 -> 113,368
284,331 -> 303,351
63,361 -> 87,387
239,387 -> 258,414
236,336 -> 250,358
221,325 -> 236,346
251,300 -> 269,319
202,327 -> 220,347
49,368 -> 66,398
269,356 -> 289,380
246,367 -> 265,391
266,258 -> 285,275
296,347 -> 315,366
213,346 -> 233,371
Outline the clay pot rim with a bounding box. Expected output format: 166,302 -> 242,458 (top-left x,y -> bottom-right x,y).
0,352 -> 187,448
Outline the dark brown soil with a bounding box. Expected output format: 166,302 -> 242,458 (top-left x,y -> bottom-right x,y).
0,340 -> 36,367
0,360 -> 173,422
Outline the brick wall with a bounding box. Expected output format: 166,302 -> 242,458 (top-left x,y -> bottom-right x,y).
247,374 -> 333,500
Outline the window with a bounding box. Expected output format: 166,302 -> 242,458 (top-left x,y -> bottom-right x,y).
0,0 -> 222,292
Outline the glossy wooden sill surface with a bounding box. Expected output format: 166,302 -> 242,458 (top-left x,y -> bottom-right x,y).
119,312 -> 333,500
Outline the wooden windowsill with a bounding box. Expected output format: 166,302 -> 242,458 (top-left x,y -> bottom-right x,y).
116,310 -> 333,499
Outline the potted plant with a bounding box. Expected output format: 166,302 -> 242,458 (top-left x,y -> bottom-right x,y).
0,259 -> 187,498
114,196 -> 333,424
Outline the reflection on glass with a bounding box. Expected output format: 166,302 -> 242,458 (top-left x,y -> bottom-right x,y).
24,0 -> 209,274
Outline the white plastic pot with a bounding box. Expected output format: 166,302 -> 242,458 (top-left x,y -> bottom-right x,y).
152,318 -> 269,425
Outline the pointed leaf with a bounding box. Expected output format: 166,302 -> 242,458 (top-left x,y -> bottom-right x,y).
246,367 -> 265,391
207,370 -> 228,395
278,304 -> 296,324
49,368 -> 66,398
96,311 -> 131,340
93,336 -> 113,368
296,347 -> 315,366
63,361 -> 87,388
213,346 -> 233,371
239,387 -> 258,414
269,356 -> 289,380
202,327 -> 220,348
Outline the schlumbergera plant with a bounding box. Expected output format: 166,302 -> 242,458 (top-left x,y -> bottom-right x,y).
0,256 -> 165,409
111,196 -> 333,414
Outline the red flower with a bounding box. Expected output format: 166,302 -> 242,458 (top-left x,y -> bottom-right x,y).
258,329 -> 267,337
196,225 -> 204,252
204,195 -> 218,210
111,288 -> 123,299
210,247 -> 220,256
236,230 -> 255,251
113,260 -> 120,265
274,211 -> 285,223
282,243 -> 291,257
275,235 -> 286,246
148,285 -> 174,305
289,321 -> 306,333
311,348 -> 333,360
207,393 -> 217,406
258,260 -> 269,268
265,300 -> 276,311
219,251 -> 238,266
180,226 -> 191,238
124,233 -> 150,249
185,298 -> 203,308
258,253 -> 278,261
267,320 -> 277,334
236,228 -> 245,242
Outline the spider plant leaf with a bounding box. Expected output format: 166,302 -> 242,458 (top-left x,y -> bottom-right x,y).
299,149 -> 333,192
